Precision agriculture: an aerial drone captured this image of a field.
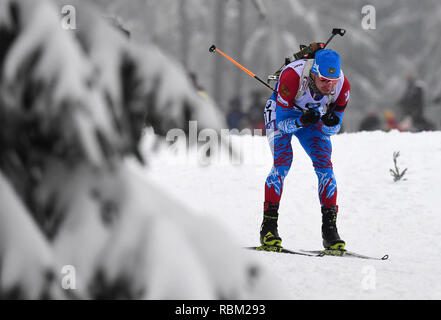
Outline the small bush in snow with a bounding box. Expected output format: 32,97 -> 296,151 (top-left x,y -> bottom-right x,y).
389,151 -> 407,182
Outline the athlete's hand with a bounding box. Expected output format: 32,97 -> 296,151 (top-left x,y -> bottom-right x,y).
321,111 -> 342,136
299,108 -> 321,126
321,111 -> 340,127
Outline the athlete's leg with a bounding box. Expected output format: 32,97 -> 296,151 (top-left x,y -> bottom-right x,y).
260,97 -> 294,246
263,96 -> 294,204
264,125 -> 293,204
295,124 -> 337,207
295,124 -> 344,248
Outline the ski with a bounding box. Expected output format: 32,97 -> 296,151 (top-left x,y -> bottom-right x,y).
245,245 -> 322,257
300,249 -> 389,260
245,245 -> 389,260
246,245 -> 388,260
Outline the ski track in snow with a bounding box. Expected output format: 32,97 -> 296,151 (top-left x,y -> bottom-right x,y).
133,130 -> 441,299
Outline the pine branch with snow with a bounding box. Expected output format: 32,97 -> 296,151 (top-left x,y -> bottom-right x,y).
0,0 -> 278,300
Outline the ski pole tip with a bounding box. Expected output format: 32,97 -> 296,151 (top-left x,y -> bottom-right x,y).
209,44 -> 216,53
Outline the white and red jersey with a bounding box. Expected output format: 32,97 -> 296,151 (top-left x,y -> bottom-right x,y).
276,59 -> 351,116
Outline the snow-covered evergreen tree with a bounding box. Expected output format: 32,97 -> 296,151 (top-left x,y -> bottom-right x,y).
0,0 -> 281,299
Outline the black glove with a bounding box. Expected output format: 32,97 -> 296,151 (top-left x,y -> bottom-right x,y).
321,111 -> 340,126
299,108 -> 321,126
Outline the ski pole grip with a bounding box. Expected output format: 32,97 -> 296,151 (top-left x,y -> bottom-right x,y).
209,45 -> 217,53
332,28 -> 346,36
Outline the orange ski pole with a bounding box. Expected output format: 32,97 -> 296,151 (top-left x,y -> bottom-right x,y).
209,44 -> 276,94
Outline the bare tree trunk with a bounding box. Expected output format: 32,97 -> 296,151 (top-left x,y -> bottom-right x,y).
267,7 -> 280,79
213,0 -> 227,111
234,0 -> 246,105
179,0 -> 190,70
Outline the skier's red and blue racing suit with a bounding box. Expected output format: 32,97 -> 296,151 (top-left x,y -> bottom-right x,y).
264,60 -> 351,208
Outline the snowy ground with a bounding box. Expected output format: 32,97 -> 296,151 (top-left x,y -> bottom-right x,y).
131,129 -> 441,299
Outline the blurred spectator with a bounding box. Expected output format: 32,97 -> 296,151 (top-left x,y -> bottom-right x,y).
246,90 -> 266,130
433,94 -> 441,128
384,110 -> 401,131
398,73 -> 423,120
413,115 -> 436,131
359,109 -> 381,131
398,116 -> 413,131
398,73 -> 435,131
226,96 -> 245,130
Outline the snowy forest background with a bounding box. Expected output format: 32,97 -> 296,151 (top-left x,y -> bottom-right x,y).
88,0 -> 441,132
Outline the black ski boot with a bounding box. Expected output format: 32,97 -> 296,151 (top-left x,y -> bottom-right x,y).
260,202 -> 282,247
321,205 -> 345,250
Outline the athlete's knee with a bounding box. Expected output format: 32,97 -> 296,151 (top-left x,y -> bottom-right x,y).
315,167 -> 335,182
316,170 -> 338,205
267,165 -> 289,182
273,138 -> 294,168
312,161 -> 333,172
311,146 -> 332,170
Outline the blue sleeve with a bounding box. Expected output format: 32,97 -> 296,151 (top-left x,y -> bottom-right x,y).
274,93 -> 303,133
277,110 -> 303,134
